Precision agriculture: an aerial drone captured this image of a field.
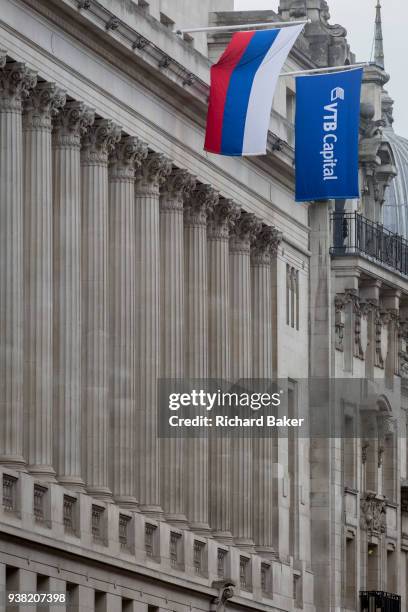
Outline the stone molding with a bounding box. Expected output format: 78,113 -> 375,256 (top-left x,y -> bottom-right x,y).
81,118 -> 122,166
360,492 -> 386,534
0,62 -> 37,112
207,198 -> 240,240
230,212 -> 262,255
53,101 -> 95,149
184,183 -> 219,227
109,136 -> 148,181
23,82 -> 66,131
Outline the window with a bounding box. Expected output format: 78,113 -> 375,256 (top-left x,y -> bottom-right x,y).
286,265 -> 299,329
261,563 -> 272,595
217,548 -> 227,579
239,556 -> 251,590
2,474 -> 17,513
293,572 -> 302,607
63,495 -> 77,534
193,540 -> 206,575
145,523 -> 158,558
91,505 -> 105,543
119,514 -> 131,550
169,531 -> 182,568
33,484 -> 47,523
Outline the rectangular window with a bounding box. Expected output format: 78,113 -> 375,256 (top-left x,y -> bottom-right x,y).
169,531 -> 182,568
33,484 -> 47,523
261,563 -> 272,594
193,540 -> 206,575
119,514 -> 131,550
217,548 -> 227,578
239,556 -> 251,591
2,474 -> 17,513
63,495 -> 77,534
145,523 -> 158,558
91,505 -> 105,543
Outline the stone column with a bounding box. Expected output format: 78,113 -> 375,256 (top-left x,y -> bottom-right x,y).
109,136 -> 148,508
159,169 -> 196,526
109,136 -> 148,506
52,101 -> 94,490
184,184 -> 218,534
81,118 -> 121,500
207,199 -> 240,542
23,83 -> 66,479
251,225 -> 282,555
135,152 -> 172,516
229,212 -> 261,549
0,59 -> 36,468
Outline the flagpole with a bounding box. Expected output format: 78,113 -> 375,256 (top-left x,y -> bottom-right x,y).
280,62 -> 371,77
175,19 -> 310,35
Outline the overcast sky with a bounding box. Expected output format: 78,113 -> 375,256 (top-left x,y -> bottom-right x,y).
234,0 -> 407,136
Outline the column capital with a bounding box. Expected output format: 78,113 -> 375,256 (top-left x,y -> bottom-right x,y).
184,184 -> 219,227
53,101 -> 95,149
251,224 -> 283,265
23,82 -> 66,131
230,211 -> 262,254
161,169 -> 197,211
109,136 -> 148,181
0,62 -> 37,111
81,118 -> 122,165
208,198 -> 241,240
136,151 -> 172,194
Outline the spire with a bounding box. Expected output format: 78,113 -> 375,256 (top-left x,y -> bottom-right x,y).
374,0 -> 385,69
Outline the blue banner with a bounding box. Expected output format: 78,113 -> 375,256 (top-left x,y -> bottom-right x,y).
295,68 -> 363,202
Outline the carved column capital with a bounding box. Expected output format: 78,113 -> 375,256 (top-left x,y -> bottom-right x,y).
109,136 -> 148,181
160,169 -> 197,210
184,184 -> 219,227
81,118 -> 122,165
230,212 -> 262,254
53,101 -> 95,149
207,198 -> 241,239
0,62 -> 37,111
135,151 -> 172,194
23,82 -> 66,131
251,224 -> 282,265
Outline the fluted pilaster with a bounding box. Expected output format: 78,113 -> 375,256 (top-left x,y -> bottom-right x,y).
109,136 -> 148,508
184,184 -> 218,533
251,224 -> 282,555
135,152 -> 172,516
229,212 -> 261,549
53,101 -> 94,490
0,60 -> 37,468
23,82 -> 66,480
81,118 -> 121,500
160,169 -> 196,526
208,199 -> 240,542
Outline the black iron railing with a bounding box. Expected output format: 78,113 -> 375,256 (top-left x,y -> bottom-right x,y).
330,212 -> 408,276
360,591 -> 401,611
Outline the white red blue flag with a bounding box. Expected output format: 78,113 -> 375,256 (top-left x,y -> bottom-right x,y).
205,25 -> 303,157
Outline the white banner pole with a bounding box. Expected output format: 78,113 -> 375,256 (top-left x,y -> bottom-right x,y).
280,62 -> 371,77
175,19 -> 310,35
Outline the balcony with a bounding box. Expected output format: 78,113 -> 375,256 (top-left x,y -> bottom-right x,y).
360,591 -> 401,611
330,212 -> 408,277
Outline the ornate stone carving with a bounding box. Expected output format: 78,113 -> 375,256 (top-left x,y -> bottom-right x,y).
81,118 -> 122,165
230,212 -> 262,254
207,198 -> 241,240
334,295 -> 346,351
0,62 -> 37,111
135,151 -> 172,193
109,136 -> 148,181
360,492 -> 386,534
211,581 -> 235,612
161,169 -> 196,210
106,16 -> 120,31
251,224 -> 282,266
399,319 -> 408,377
53,101 -> 95,148
184,184 -> 219,227
23,82 -> 66,131
375,309 -> 390,368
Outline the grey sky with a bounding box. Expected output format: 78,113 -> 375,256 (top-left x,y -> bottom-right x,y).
234,0 -> 407,136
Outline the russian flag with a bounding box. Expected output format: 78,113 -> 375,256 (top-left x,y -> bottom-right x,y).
205,24 -> 303,157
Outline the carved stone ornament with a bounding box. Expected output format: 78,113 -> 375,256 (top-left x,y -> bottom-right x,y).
161,169 -> 197,210
251,224 -> 282,266
399,319 -> 408,377
375,310 -> 390,368
355,310 -> 369,360
109,136 -> 148,181
230,212 -> 262,254
0,62 -> 37,112
135,151 -> 172,194
334,296 -> 346,352
184,184 -> 219,227
53,101 -> 95,149
81,118 -> 122,165
360,493 -> 386,534
23,82 -> 66,131
211,580 -> 235,612
207,198 -> 241,240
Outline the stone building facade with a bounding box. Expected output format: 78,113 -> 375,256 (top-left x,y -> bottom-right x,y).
0,0 -> 407,611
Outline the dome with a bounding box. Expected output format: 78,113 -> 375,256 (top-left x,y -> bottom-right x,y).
383,128 -> 408,237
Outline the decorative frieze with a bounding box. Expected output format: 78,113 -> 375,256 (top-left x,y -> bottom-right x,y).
360,492 -> 386,534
